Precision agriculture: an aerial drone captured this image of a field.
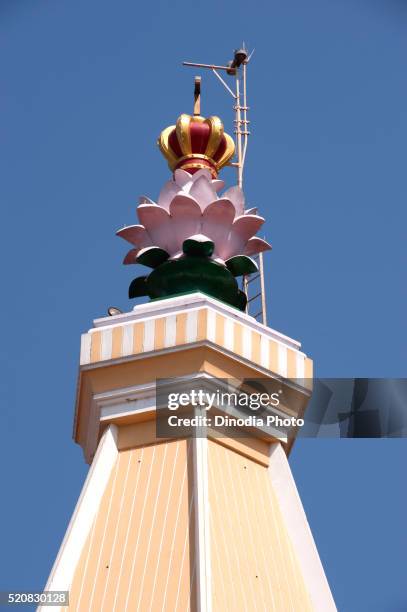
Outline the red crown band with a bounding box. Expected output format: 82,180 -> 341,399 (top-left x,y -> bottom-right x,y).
158,114 -> 235,178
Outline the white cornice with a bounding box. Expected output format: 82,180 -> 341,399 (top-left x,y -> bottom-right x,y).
92,375 -> 291,446
91,292 -> 301,351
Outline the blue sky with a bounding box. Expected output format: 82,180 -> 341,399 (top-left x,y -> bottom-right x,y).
1,0 -> 406,610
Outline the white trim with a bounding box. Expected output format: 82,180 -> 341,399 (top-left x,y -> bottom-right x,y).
122,324 -> 134,357
143,318 -> 155,352
164,314 -> 177,348
224,317 -> 234,352
193,433 -> 212,612
242,325 -> 252,360
80,333 -> 91,365
186,309 -> 198,342
39,425 -> 119,611
260,334 -> 269,369
91,292 -> 302,351
101,328 -> 113,361
100,403 -> 154,422
268,443 -> 337,612
94,380 -> 157,404
296,352 -> 305,380
207,309 -> 216,343
278,344 -> 288,378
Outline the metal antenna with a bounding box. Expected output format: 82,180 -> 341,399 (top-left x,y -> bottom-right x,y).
242,252 -> 267,326
183,48 -> 267,325
182,45 -> 251,189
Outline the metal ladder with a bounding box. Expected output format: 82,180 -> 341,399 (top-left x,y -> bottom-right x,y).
242,252 -> 268,326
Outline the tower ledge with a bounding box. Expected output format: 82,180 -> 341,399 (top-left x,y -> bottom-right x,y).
74,293 -> 313,464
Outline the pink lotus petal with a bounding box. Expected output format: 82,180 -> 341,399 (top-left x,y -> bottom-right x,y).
245,207 -> 258,215
189,175 -> 218,211
139,195 -> 156,206
219,215 -> 265,259
190,168 -> 212,182
169,193 -> 201,217
174,169 -> 193,188
222,185 -> 245,216
169,195 -> 202,251
123,248 -> 139,265
212,179 -> 225,192
116,224 -> 152,248
232,214 -> 265,240
157,179 -> 179,211
136,204 -> 178,253
137,204 -> 169,225
202,199 -> 235,257
244,237 -> 272,256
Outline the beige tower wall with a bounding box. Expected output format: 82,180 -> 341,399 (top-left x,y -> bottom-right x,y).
42,294 -> 335,612
60,434 -> 317,611
208,439 -> 314,611
69,439 -> 196,611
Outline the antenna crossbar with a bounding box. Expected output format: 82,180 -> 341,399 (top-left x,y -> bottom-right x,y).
182,62 -> 232,71
182,46 -> 252,189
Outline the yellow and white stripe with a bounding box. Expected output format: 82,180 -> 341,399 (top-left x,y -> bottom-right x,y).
80,296 -> 312,381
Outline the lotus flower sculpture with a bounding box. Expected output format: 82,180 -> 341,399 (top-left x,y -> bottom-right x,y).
117,108 -> 272,309
117,169 -> 271,311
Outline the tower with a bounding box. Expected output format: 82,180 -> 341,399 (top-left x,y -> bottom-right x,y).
41,54 -> 336,612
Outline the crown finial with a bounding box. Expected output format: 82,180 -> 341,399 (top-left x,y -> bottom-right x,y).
157,75 -> 234,178
158,86 -> 235,179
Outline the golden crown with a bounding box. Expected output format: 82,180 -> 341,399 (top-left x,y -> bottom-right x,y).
158,113 -> 235,178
